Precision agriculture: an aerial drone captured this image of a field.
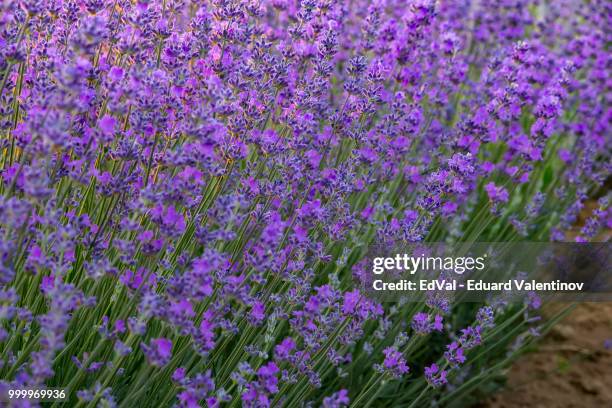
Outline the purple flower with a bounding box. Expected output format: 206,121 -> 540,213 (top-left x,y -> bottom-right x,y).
249,301 -> 265,325
152,205 -> 186,237
170,299 -> 195,318
258,362 -> 280,393
172,367 -> 186,382
114,340 -> 132,357
459,326 -> 482,349
119,269 -> 144,290
322,389 -> 350,408
341,289 -> 361,315
194,311 -> 216,354
433,315 -> 444,331
424,363 -> 448,388
142,338 -> 173,367
476,306 -> 495,329
444,341 -> 466,366
525,292 -> 541,310
305,150 -> 322,168
98,115 -> 116,137
377,347 -> 410,379
275,337 -> 296,360
114,319 -> 126,334
411,312 -> 444,335
485,182 -> 509,203
242,362 -> 280,407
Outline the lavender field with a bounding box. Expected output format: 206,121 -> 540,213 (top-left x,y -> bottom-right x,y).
0,0 -> 610,407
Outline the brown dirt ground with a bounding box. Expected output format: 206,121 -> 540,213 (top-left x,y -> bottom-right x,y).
483,303 -> 612,408
483,200 -> 611,408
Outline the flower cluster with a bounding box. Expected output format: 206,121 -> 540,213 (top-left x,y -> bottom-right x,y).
0,0 -> 609,407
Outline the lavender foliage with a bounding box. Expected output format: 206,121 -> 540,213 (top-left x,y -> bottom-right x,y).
0,0 -> 610,407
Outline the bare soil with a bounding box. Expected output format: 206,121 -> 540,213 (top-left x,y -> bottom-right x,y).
484,199 -> 612,408
484,303 -> 612,408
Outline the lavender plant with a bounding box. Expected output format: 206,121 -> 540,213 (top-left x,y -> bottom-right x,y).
0,0 -> 610,407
